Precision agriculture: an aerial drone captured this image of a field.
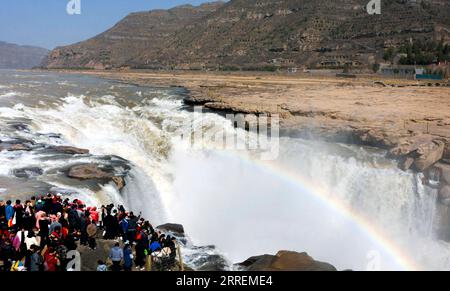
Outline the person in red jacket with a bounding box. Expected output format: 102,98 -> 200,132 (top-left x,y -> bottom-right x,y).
89,207 -> 99,225
44,247 -> 60,272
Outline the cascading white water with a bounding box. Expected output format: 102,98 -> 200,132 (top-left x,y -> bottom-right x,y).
1,71 -> 450,270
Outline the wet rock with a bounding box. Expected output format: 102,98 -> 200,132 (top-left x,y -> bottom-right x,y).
38,132 -> 62,139
398,156 -> 415,171
157,223 -> 185,236
238,251 -> 337,271
389,135 -> 434,158
183,245 -> 229,271
0,138 -> 35,152
67,164 -> 113,180
439,186 -> 450,207
13,167 -> 44,178
49,146 -> 89,155
195,254 -> 229,271
8,144 -> 32,151
67,163 -> 127,190
433,163 -> 450,185
111,176 -> 126,190
444,143 -> 450,160
238,255 -> 275,270
413,140 -> 445,172
9,123 -> 29,131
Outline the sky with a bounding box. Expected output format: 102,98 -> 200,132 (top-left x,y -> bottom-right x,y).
0,0 -> 215,50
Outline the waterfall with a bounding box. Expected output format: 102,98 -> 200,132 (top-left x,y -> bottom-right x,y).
1,70 -> 450,270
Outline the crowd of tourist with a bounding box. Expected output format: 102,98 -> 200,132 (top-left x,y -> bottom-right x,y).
0,194 -> 178,271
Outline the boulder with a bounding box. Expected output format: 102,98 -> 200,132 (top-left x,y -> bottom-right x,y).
239,251 -> 337,271
157,223 -> 185,236
67,164 -> 113,180
13,167 -> 44,178
49,146 -> 89,155
389,135 -> 434,158
413,140 -> 445,171
439,186 -> 450,207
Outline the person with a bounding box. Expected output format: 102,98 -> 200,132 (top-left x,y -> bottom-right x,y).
13,200 -> 24,229
29,245 -> 43,272
120,216 -> 129,242
89,207 -> 99,225
87,222 -> 97,250
37,214 -> 50,248
134,230 -> 148,270
23,203 -> 36,232
79,212 -> 88,246
43,247 -> 60,272
109,242 -> 123,271
5,200 -> 14,223
49,216 -> 62,234
0,239 -> 16,271
96,260 -> 108,271
127,212 -> 139,244
103,211 -> 117,240
10,230 -> 21,252
67,205 -> 80,233
150,239 -> 162,254
49,226 -> 62,247
167,236 -> 178,267
24,228 -> 40,250
0,200 -> 6,224
123,242 -> 133,271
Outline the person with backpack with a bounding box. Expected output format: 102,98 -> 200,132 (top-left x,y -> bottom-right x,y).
127,212 -> 140,244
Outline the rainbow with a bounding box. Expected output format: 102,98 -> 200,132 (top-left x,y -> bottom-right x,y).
214,149 -> 421,271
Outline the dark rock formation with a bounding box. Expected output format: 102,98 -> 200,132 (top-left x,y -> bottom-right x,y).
67,163 -> 126,190
13,167 -> 44,178
43,0 -> 450,71
0,41 -> 49,69
238,251 -> 337,271
68,164 -> 113,180
48,146 -> 89,155
157,223 -> 185,236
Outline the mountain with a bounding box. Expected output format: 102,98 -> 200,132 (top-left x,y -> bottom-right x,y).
43,0 -> 450,71
0,41 -> 49,69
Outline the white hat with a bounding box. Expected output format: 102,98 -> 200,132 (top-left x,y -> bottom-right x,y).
56,193 -> 63,197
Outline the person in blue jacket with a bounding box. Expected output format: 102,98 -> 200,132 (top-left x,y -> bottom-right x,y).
123,242 -> 133,271
150,240 -> 162,253
5,200 -> 14,222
